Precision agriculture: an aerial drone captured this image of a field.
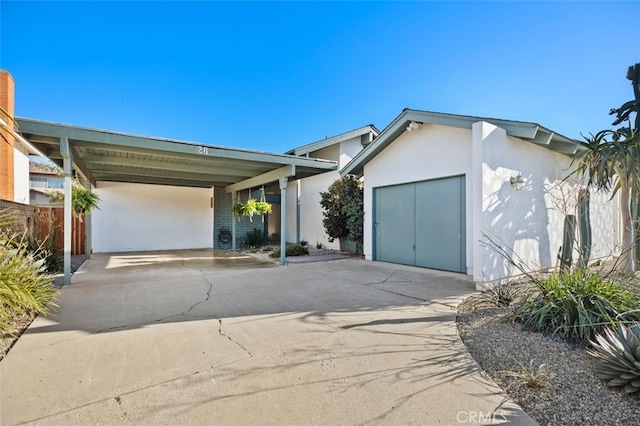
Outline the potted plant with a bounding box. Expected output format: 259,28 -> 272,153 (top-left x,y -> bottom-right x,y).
72,186 -> 101,215
232,190 -> 272,222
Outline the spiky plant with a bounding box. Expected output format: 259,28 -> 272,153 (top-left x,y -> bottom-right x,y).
587,323 -> 640,395
0,213 -> 58,336
514,269 -> 640,344
501,360 -> 553,389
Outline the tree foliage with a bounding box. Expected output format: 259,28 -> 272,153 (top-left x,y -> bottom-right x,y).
572,63 -> 640,272
610,63 -> 640,131
319,175 -> 364,245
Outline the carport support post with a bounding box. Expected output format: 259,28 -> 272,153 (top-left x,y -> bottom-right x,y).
61,136 -> 72,285
85,179 -> 92,260
231,191 -> 236,251
280,176 -> 288,265
296,179 -> 301,244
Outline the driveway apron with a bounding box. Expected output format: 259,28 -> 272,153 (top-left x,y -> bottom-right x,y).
0,250 -> 536,425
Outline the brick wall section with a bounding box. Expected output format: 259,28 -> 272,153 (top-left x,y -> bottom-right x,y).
0,199 -> 38,243
213,187 -> 269,249
0,71 -> 15,201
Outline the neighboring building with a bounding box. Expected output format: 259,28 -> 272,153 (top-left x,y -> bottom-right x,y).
0,70 -> 32,204
29,161 -> 64,205
342,109 -> 618,289
0,71 -> 49,205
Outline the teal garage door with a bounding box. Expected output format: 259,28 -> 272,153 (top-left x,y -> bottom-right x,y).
373,176 -> 466,273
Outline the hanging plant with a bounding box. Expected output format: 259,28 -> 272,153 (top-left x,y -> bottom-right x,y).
72,186 -> 101,215
232,203 -> 245,218
256,201 -> 272,215
231,188 -> 272,223
243,198 -> 260,222
45,182 -> 101,216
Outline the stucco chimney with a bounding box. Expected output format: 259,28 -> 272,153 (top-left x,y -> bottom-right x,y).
0,70 -> 15,201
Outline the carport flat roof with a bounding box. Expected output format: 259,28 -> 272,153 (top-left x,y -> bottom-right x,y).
16,118 -> 337,189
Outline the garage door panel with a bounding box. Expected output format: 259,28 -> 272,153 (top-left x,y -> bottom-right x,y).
373,176 -> 465,273
374,184 -> 415,265
415,176 -> 464,272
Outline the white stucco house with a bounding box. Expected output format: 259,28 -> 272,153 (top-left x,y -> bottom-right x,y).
341,109 -> 619,289
5,102 -> 620,288
2,65 -> 620,286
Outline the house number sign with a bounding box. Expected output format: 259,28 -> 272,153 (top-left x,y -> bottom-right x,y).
197,146 -> 209,155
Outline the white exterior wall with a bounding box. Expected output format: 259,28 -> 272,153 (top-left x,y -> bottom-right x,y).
361,120 -> 616,289
13,143 -> 30,204
286,135 -> 365,249
339,138 -> 364,169
287,171 -> 341,249
363,124 -> 474,265
92,182 -> 213,253
472,122 -> 615,285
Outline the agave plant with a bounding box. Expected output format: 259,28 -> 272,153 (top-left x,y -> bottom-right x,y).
587,323 -> 640,395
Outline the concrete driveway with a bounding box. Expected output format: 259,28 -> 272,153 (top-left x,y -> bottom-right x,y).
0,250 -> 535,425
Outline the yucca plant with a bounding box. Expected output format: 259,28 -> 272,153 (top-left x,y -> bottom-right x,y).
587,323 -> 640,395
514,269 -> 640,344
0,214 -> 58,336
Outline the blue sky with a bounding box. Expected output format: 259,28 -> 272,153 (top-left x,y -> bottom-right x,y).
1,1 -> 639,153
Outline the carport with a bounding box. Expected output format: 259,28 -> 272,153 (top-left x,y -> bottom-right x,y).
16,118 -> 337,283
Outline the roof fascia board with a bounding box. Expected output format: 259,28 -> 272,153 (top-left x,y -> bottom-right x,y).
225,165 -> 296,194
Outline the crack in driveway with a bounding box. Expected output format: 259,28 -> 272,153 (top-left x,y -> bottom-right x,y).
95,263 -> 214,333
218,319 -> 253,358
113,396 -> 133,423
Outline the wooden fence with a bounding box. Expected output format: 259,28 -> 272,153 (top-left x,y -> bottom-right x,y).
35,207 -> 86,255
0,200 -> 86,255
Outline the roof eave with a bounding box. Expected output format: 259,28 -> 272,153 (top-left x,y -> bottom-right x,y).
340,109 -> 582,177
287,125 -> 380,157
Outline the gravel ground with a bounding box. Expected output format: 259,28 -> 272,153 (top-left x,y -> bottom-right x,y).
457,296 -> 640,425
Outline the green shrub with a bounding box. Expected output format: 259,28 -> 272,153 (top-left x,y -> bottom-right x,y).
245,228 -> 268,248
587,323 -> 640,395
0,238 -> 58,336
269,244 -> 309,258
319,175 -> 363,246
287,244 -> 309,256
514,269 -> 640,344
